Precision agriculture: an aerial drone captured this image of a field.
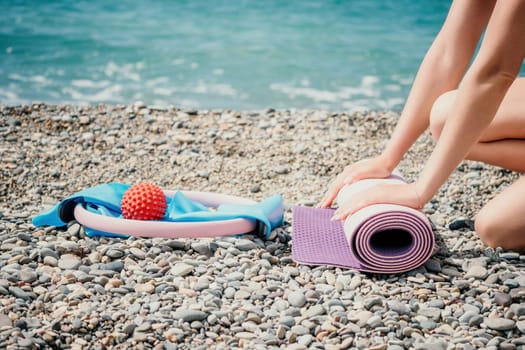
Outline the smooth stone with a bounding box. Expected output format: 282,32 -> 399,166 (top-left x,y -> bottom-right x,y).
58,254 -> 81,270
495,292 -> 512,307
291,325 -> 309,335
484,317 -> 515,331
235,332 -> 257,339
417,307 -> 441,322
297,334 -> 313,347
465,265 -> 488,280
123,323 -> 137,335
17,233 -> 32,242
510,288 -> 525,301
18,337 -> 33,347
172,309 -> 207,322
40,248 -> 59,260
273,165 -> 289,175
288,291 -> 306,308
191,242 -> 214,256
303,305 -> 325,318
364,296 -> 383,310
135,283 -> 155,294
167,240 -> 186,250
279,316 -> 295,327
424,258 -> 442,273
355,310 -> 373,327
469,315 -> 484,327
235,239 -> 259,251
414,342 -> 447,350
106,248 -> 124,259
516,321 -> 525,333
43,256 -> 58,267
102,261 -> 124,272
129,247 -> 146,260
0,314 -> 12,327
510,304 -> 525,317
19,270 -> 37,283
171,263 -> 193,277
428,300 -> 445,309
459,311 -> 478,324
387,300 -> 411,315
366,315 -> 383,328
223,287 -> 236,299
9,286 -> 30,300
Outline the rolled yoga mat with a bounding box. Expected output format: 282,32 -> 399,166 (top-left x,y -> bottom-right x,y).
292,175 -> 435,274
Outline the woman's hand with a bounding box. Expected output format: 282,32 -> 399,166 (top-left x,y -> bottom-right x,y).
317,156 -> 394,208
331,182 -> 423,221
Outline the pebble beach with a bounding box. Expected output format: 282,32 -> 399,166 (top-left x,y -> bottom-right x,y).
1,103 -> 524,350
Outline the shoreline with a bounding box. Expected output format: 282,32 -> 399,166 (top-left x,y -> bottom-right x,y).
1,103 -> 524,349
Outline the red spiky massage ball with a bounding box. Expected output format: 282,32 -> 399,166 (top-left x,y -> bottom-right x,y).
121,183 -> 167,220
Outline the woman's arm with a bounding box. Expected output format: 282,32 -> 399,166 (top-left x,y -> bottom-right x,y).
319,0 -> 494,208
415,0 -> 525,203
332,0 -> 525,221
381,0 -> 496,170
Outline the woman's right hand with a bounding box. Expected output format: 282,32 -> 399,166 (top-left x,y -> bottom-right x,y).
317,156 -> 395,208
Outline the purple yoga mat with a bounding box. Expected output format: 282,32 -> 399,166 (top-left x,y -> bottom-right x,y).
292,177 -> 435,274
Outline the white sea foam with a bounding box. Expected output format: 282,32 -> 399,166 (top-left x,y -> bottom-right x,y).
362,75 -> 379,87
270,75 -> 381,103
385,84 -> 402,91
192,81 -> 237,96
71,80 -> 111,88
392,74 -> 414,85
172,58 -> 186,65
62,84 -> 124,103
104,61 -> 141,81
153,87 -> 173,96
0,88 -> 20,103
145,77 -> 169,87
8,73 -> 51,85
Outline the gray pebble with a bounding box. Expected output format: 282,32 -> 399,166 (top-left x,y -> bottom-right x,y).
106,248 -> 124,259
171,263 -> 193,277
495,292 -> 512,307
129,247 -> 146,260
58,254 -> 81,270
387,300 -> 411,315
0,314 -> 12,327
172,309 -> 207,322
465,265 -> 488,280
102,261 -> 124,272
9,286 -> 30,300
484,317 -> 515,331
288,290 -> 306,308
303,305 -> 325,318
235,239 -> 259,251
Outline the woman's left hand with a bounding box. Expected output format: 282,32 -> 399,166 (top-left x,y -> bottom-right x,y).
331,182 -> 424,221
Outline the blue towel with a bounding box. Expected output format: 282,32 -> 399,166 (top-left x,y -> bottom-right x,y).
32,183 -> 284,238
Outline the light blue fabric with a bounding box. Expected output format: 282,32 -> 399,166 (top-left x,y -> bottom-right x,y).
32,183 -> 284,238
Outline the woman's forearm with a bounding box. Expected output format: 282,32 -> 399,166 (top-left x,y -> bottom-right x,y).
381,40 -> 470,169
415,71 -> 516,202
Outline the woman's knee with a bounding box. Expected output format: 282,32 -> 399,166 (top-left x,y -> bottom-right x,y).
474,210 -> 502,248
429,90 -> 456,141
475,206 -> 522,250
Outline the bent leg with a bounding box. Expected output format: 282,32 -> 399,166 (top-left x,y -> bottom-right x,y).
475,177 -> 525,251
429,77 -> 525,172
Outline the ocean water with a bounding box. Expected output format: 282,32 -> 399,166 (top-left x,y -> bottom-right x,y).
0,0 -> 491,111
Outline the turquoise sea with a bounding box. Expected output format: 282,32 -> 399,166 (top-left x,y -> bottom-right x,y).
1,0 -> 511,111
